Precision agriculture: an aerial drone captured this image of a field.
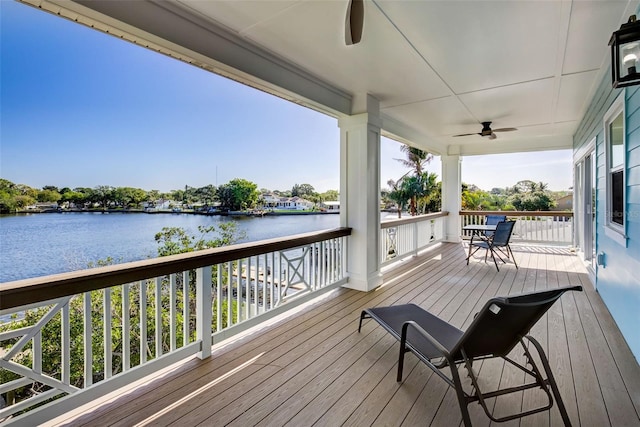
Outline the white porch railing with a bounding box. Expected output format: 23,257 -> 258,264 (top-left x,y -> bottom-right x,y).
0,227 -> 350,424
460,211 -> 573,245
380,212 -> 449,267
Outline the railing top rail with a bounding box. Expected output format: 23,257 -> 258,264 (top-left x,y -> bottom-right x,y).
380,211 -> 449,229
459,210 -> 573,218
0,227 -> 352,311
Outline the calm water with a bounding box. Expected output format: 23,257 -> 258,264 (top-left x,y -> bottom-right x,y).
0,212 -> 340,282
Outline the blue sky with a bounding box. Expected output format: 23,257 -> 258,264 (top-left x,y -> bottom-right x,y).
1,1 -> 572,193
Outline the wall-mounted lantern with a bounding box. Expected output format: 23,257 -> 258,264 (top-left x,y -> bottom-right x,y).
610,15 -> 640,88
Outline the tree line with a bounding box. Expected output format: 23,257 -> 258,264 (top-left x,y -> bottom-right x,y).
0,178 -> 339,214
1,144 -> 567,215
460,180 -> 567,211
379,146 -> 568,216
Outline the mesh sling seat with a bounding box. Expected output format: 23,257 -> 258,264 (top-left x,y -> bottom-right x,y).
468,220 -> 517,271
483,214 -> 506,239
358,285 -> 582,426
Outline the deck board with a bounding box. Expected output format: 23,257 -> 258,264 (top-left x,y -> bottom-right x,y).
46,243 -> 640,427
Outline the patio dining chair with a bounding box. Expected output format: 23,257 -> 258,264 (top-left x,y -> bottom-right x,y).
468,220 -> 517,271
483,214 -> 506,239
358,285 -> 582,426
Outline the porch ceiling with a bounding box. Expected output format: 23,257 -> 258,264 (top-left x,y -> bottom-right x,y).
43,0 -> 639,155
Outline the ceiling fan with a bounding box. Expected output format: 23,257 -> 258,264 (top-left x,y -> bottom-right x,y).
345,0 -> 364,45
452,121 -> 517,140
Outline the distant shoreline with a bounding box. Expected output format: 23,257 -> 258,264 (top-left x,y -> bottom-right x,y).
12,208 -> 340,217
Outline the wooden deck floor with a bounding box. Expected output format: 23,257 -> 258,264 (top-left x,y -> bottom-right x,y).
49,243 -> 640,427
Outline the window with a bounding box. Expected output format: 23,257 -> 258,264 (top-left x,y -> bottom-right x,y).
604,94 -> 626,244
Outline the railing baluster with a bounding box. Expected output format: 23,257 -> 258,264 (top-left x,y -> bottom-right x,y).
277,253 -> 283,306
183,271 -> 189,346
320,241 -> 326,287
33,331 -> 42,375
216,264 -> 222,332
104,287 -> 112,379
155,277 -> 162,358
236,260 -> 242,323
262,254 -> 268,310
140,280 -> 147,364
83,292 -> 92,387
123,283 -> 130,371
270,252 -> 275,309
253,256 -> 259,316
246,258 -> 251,320
170,274 -> 177,352
227,262 -> 233,326
62,299 -> 70,385
312,242 -> 317,290
327,240 -> 332,285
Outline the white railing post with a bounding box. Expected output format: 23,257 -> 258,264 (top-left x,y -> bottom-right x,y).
196,266 -> 212,359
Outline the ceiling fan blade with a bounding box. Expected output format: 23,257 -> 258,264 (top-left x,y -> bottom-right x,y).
493,127 -> 517,132
488,132 -> 497,140
452,132 -> 481,137
345,0 -> 364,45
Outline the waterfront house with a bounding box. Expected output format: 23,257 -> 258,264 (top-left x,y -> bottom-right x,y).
2,1 -> 640,425
275,196 -> 314,211
321,200 -> 340,212
259,193 -> 280,209
24,202 -> 59,211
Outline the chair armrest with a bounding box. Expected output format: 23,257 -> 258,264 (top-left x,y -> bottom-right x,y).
401,320 -> 454,362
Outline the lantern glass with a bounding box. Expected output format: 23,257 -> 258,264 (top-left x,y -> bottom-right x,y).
620,42 -> 640,78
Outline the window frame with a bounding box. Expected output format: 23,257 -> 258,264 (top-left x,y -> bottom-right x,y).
603,92 -> 627,246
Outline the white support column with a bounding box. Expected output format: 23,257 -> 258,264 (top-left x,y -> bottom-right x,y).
339,94 -> 383,292
196,266 -> 212,359
441,154 -> 462,243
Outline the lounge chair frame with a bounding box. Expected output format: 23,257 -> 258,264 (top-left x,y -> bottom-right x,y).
358,286 -> 582,426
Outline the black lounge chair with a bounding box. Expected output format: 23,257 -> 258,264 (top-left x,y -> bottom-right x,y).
358,285 -> 582,426
468,220 -> 517,271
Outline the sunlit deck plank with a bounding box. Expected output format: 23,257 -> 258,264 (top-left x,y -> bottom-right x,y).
46,243 -> 640,427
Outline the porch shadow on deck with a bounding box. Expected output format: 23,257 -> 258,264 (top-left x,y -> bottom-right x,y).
47,243 -> 640,427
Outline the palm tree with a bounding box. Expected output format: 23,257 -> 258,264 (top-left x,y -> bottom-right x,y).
536,182 -> 548,192
387,179 -> 408,218
394,145 -> 433,176
390,145 -> 435,216
417,172 -> 440,213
